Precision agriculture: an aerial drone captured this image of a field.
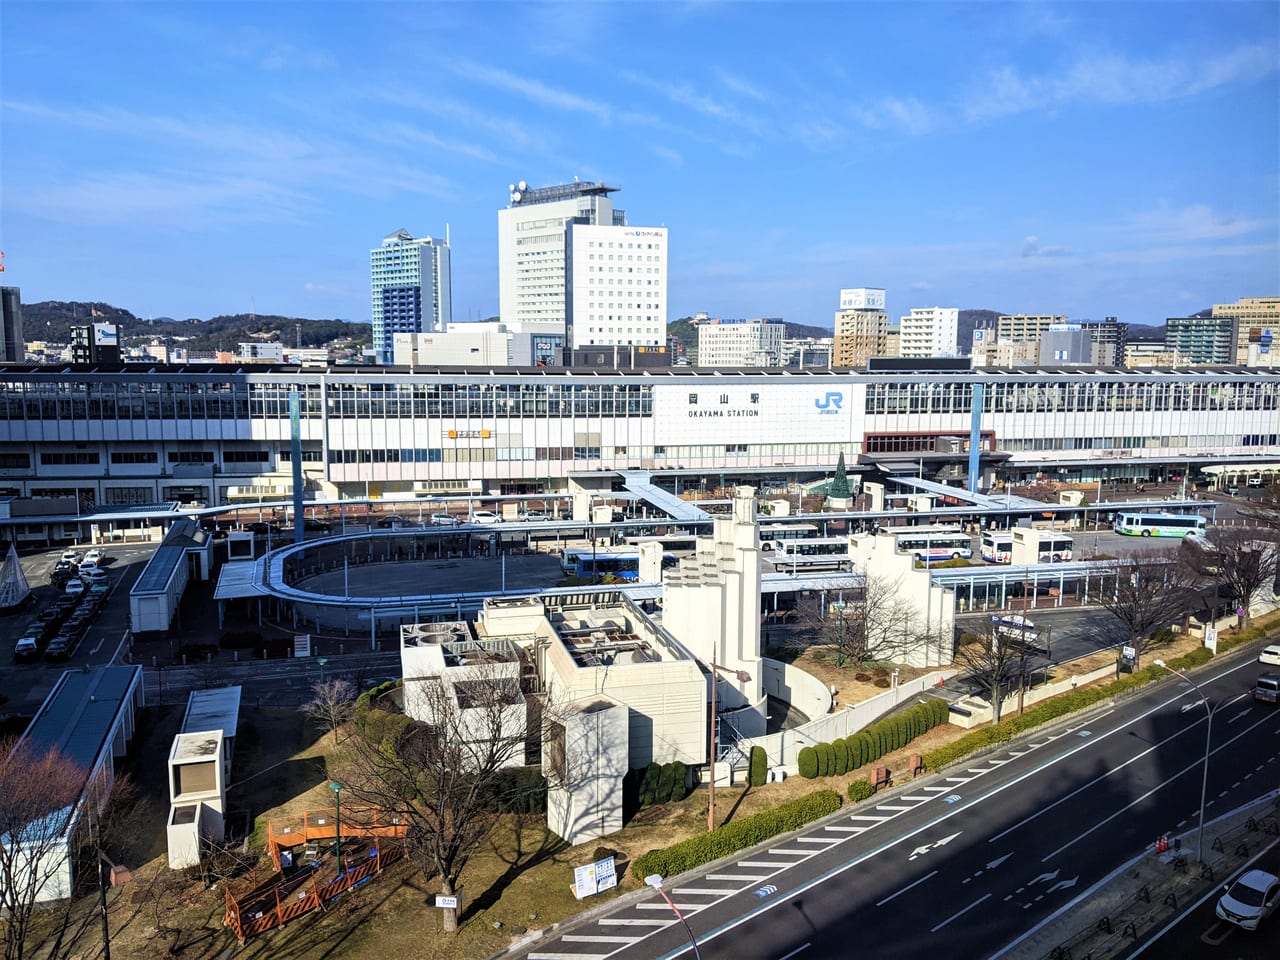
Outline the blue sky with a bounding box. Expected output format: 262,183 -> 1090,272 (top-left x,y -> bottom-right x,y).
2,1 -> 1276,329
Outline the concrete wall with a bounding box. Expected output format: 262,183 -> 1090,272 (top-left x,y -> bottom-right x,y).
545,700 -> 628,845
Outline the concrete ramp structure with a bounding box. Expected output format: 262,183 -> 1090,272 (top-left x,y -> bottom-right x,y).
0,541 -> 31,610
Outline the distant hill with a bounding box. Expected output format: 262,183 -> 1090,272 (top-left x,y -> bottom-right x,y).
19,301 -> 372,352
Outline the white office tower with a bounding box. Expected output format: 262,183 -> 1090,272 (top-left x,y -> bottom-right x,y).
899,307 -> 959,358
696,318 -> 784,367
370,229 -> 452,364
498,180 -> 626,332
566,222 -> 668,349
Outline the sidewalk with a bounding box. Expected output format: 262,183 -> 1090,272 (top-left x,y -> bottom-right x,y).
996,790 -> 1280,959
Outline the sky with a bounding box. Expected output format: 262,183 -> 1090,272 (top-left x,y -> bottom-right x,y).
1,1 -> 1277,330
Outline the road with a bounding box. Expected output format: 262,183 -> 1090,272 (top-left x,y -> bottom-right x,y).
1122,835 -> 1280,959
517,650 -> 1280,960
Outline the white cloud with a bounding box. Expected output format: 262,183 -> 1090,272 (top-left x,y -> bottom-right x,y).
849,96 -> 936,136
650,145 -> 684,167
1021,235 -> 1073,258
620,70 -> 765,135
445,58 -> 613,124
1111,203 -> 1273,243
715,68 -> 772,104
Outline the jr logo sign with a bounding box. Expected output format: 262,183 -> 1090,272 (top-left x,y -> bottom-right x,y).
814,392 -> 843,413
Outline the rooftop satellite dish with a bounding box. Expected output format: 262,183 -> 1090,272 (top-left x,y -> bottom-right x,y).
518,180 -> 527,191
508,183 -> 515,192
511,191 -> 522,202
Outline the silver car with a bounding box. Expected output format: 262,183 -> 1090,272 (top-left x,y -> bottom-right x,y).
1216,869 -> 1280,930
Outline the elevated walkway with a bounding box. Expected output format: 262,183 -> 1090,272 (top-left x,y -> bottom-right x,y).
889,476 -> 1047,511
618,471 -> 712,522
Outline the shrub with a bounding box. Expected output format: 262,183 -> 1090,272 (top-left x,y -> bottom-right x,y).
874,678 -> 891,689
668,761 -> 689,802
847,779 -> 876,803
854,672 -> 872,682
749,746 -> 768,787
833,739 -> 849,776
873,667 -> 890,679
656,762 -> 677,803
797,746 -> 818,779
638,762 -> 662,806
632,790 -> 842,880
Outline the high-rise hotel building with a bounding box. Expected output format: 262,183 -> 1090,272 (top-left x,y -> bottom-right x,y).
498,180 -> 667,349
370,229 -> 451,364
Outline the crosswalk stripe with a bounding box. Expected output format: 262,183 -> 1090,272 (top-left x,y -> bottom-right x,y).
637,902 -> 703,912
739,860 -> 791,868
706,873 -> 767,881
599,918 -> 671,926
672,886 -> 740,895
767,849 -> 812,856
797,837 -> 841,844
824,825 -> 866,832
563,935 -> 639,944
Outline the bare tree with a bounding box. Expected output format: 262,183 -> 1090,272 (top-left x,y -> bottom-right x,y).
1239,481 -> 1280,531
338,665 -> 537,933
1190,527 -> 1280,627
0,738 -> 87,960
952,619 -> 1034,724
300,678 -> 356,743
824,574 -> 926,667
1096,548 -> 1194,668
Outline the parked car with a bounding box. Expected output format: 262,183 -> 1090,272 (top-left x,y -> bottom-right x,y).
84,568 -> 110,585
1226,485 -> 1240,496
60,550 -> 80,564
245,521 -> 278,535
429,513 -> 459,527
83,548 -> 103,565
1216,869 -> 1280,930
14,635 -> 42,662
64,578 -> 86,596
375,515 -> 414,529
87,582 -> 110,599
1247,476 -> 1265,487
469,510 -> 501,525
44,637 -> 73,661
519,511 -> 551,522
1258,645 -> 1280,667
302,518 -> 332,533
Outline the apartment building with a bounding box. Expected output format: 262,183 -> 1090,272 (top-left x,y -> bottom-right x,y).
833,287 -> 888,366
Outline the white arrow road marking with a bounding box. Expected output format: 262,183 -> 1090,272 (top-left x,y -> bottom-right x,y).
909,831 -> 962,860
1228,709 -> 1252,724
986,853 -> 1012,870
1046,876 -> 1079,894
909,845 -> 933,860
1030,869 -> 1060,885
933,832 -> 961,848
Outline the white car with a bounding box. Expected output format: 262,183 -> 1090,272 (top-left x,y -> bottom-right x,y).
64,579 -> 86,596
469,510 -> 501,525
1216,869 -> 1280,930
83,548 -> 103,565
60,550 -> 80,564
1247,476 -> 1265,487
519,511 -> 552,522
429,513 -> 459,527
1259,644 -> 1280,667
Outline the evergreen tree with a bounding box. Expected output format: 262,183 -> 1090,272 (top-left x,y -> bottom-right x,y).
829,452 -> 852,499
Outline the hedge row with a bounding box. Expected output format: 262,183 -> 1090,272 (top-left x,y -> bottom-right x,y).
797,698 -> 950,779
920,643 -> 1223,771
749,746 -> 768,788
632,789 -> 842,880
480,766 -> 547,814
637,760 -> 689,806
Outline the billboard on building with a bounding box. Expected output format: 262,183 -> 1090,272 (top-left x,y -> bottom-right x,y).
840,288 -> 885,311
93,323 -> 118,346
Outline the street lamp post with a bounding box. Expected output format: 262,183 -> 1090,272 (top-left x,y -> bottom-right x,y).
329,781 -> 344,879
1153,660 -> 1215,864
707,662 -> 751,833
318,657 -> 327,683
644,875 -> 702,959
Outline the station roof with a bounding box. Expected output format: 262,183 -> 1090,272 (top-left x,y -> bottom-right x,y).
20,667 -> 142,773
181,687 -> 241,739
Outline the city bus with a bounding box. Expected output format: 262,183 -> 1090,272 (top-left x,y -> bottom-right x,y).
980,531 -> 1014,564
887,525 -> 974,564
769,537 -> 853,572
570,551 -> 678,581
1011,529 -> 1074,563
759,523 -> 820,545
1114,512 -> 1207,538
622,533 -> 701,556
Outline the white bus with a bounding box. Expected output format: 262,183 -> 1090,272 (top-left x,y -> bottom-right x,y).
759,523 -> 820,545
980,531 -> 1013,564
1011,529 -> 1074,564
1114,512 -> 1207,538
887,525 -> 973,564
769,537 -> 852,572
622,533 -> 700,556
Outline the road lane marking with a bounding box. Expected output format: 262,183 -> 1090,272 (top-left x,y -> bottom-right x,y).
766,849 -> 812,857
777,945 -> 810,960
875,804 -> 914,812
672,887 -> 741,896
900,795 -> 932,802
930,893 -> 991,932
849,815 -> 889,822
823,826 -> 865,833
875,870 -> 938,906
530,952 -> 610,959
796,837 -> 841,845
599,918 -> 671,926
706,874 -> 766,882
738,861 -> 792,869
562,935 -> 639,944
637,902 -> 703,912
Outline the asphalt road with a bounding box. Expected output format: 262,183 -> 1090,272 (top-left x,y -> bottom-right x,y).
1125,843 -> 1280,959
518,650 -> 1280,960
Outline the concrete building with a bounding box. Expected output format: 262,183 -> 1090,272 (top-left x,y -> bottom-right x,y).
1166,314 -> 1239,365
996,314 -> 1066,344
696,318 -> 785,367
1,286 -> 24,363
781,336 -> 833,369
899,307 -> 958,359
392,324 -> 565,367
497,179 -> 624,332
370,228 -> 452,364
1079,318 -> 1129,367
565,221 -> 668,350
1038,324 -> 1092,365
238,341 -> 284,363
971,330 -> 1037,366
1212,297 -> 1279,365
167,687 -> 241,869
71,323 -> 122,364
1124,340 -> 1184,368
834,288 -> 889,366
